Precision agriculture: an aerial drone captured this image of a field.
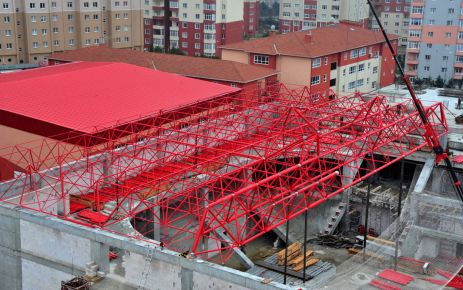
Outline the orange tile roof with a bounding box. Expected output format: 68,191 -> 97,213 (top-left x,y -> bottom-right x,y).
221,24 -> 399,58
49,46 -> 278,84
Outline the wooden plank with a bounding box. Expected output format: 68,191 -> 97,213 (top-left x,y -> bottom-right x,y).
289,250 -> 314,266
367,235 -> 395,246
277,242 -> 301,260
293,258 -> 319,272
277,249 -> 301,266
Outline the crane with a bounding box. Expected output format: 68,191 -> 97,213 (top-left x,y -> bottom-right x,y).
366,0 -> 463,202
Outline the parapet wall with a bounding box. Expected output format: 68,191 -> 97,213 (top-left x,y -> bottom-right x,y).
0,203 -> 293,290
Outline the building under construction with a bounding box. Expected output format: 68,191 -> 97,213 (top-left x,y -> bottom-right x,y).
0,60 -> 462,290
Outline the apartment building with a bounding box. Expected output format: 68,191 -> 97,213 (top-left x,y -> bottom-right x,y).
221,24 -> 398,95
151,0 -> 245,57
371,0 -> 411,51
0,0 -> 144,66
244,0 -> 259,37
279,0 -> 369,33
405,0 -> 463,82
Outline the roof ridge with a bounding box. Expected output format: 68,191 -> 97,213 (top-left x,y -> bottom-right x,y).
230,61 -> 246,82
0,62 -> 113,84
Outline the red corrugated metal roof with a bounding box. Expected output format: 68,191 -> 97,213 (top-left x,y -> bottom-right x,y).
0,62 -> 239,135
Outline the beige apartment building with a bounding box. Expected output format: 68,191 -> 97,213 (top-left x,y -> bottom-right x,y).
279,0 -> 369,33
0,0 -> 143,65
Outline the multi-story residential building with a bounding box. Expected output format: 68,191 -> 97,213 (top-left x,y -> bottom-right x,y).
0,0 -> 144,66
279,0 -> 369,33
371,0 -> 411,53
405,0 -> 463,82
221,23 -> 398,95
244,0 -> 259,37
151,0 -> 245,57
143,1 -> 154,51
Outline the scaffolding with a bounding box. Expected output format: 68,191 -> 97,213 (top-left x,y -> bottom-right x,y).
0,84 -> 448,263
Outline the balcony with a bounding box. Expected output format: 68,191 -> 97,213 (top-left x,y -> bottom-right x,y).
454,62 -> 463,68
406,47 -> 420,53
454,73 -> 463,80
406,58 -> 419,65
405,70 -> 418,76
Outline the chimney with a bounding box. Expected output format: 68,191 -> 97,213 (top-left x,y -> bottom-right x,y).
305,31 -> 312,43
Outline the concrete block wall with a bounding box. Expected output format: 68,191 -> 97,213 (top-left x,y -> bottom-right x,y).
0,204 -> 295,290
0,206 -> 21,290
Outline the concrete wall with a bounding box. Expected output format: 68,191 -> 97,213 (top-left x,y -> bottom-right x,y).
0,204 -> 293,290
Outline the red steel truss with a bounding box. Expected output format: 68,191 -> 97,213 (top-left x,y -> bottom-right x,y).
0,85 -> 448,263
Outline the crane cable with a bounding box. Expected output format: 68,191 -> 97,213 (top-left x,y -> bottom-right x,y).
366,0 -> 463,202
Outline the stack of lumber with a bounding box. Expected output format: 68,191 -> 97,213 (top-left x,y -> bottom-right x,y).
276,243 -> 319,272
277,243 -> 301,266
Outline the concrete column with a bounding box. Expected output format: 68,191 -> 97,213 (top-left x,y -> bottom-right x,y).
180,268 -> 193,290
90,240 -> 110,274
431,168 -> 444,193
341,159 -> 363,229
242,169 -> 255,238
152,197 -> 161,242
199,188 -> 211,256
0,206 -> 22,290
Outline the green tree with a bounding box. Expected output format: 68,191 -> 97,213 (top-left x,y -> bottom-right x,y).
435,75 -> 445,88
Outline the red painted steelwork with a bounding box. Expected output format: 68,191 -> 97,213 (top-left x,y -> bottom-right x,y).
0,84 -> 448,263
369,279 -> 401,290
377,269 -> 414,286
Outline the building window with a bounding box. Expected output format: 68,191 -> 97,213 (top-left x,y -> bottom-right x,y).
359,47 -> 366,56
312,57 -> 321,68
350,49 -> 358,59
254,55 -> 269,65
311,75 -> 320,85
32,41 -> 38,48
349,66 -> 357,74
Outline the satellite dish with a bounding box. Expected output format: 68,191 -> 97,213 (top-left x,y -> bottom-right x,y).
271,24 -> 276,30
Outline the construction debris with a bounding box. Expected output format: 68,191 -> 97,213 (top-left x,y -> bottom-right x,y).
313,234 -> 357,249
61,277 -> 90,290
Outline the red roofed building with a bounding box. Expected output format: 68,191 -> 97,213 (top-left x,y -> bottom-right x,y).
0,62 -> 239,179
47,46 -> 278,94
221,24 -> 398,96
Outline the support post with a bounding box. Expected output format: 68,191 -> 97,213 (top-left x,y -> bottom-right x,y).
394,159 -> 404,271
363,181 -> 371,261
303,209 -> 308,282
283,217 -> 290,285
